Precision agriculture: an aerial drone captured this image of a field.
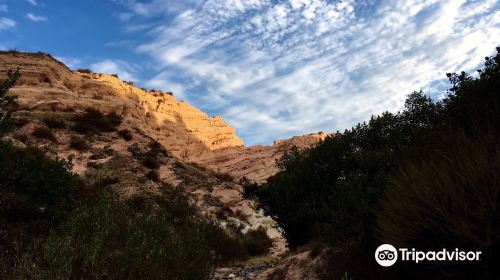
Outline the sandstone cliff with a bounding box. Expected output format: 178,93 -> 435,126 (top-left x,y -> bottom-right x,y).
194,133 -> 329,183
0,51 -> 244,160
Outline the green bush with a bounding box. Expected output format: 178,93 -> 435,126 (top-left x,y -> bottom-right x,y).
0,141 -> 75,223
8,189 -> 255,279
0,69 -> 20,136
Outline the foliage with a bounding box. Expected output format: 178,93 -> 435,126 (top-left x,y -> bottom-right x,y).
72,108 -> 123,135
376,133 -> 500,279
69,135 -> 89,150
43,117 -> 66,129
249,91 -> 442,247
0,141 -> 75,224
118,129 -> 133,141
32,127 -> 58,142
0,69 -> 21,135
247,46 -> 500,278
11,191 -> 215,280
76,69 -> 93,74
242,226 -> 273,256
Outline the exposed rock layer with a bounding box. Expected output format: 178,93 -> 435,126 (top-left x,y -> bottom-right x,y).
0,52 -> 244,160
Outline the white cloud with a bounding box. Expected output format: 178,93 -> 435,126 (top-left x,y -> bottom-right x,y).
27,0 -> 38,6
0,17 -> 15,29
26,13 -> 47,22
55,56 -> 83,69
0,4 -> 7,13
120,0 -> 500,145
90,60 -> 138,82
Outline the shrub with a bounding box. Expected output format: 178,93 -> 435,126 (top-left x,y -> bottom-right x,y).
0,141 -> 75,223
214,172 -> 235,182
69,135 -> 89,151
145,170 -> 160,182
43,117 -> 66,129
32,127 -> 58,142
7,189 -> 251,279
111,74 -> 119,78
376,133 -> 500,279
72,108 -> 122,135
242,226 -> 273,256
118,129 -> 133,141
106,111 -> 123,127
76,69 -> 92,74
15,192 -> 215,279
0,69 -> 21,136
142,157 -> 160,169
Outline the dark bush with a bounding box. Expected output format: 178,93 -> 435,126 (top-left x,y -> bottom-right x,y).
72,108 -> 122,135
242,226 -> 273,256
76,69 -> 92,74
111,74 -> 119,78
376,133 -> 500,279
32,127 -> 58,142
106,111 -> 123,127
43,117 -> 66,129
142,157 -> 160,169
118,129 -> 133,141
0,141 -> 75,222
1,69 -> 21,136
15,192 -> 215,279
69,135 -> 89,151
145,170 -> 160,182
214,172 -> 235,182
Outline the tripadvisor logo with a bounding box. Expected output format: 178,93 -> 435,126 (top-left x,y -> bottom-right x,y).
375,244 -> 482,267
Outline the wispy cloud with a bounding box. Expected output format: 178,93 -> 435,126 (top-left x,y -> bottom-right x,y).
0,4 -> 7,13
91,59 -> 139,82
26,13 -> 47,22
56,56 -> 83,69
117,0 -> 500,145
0,17 -> 15,29
27,0 -> 38,6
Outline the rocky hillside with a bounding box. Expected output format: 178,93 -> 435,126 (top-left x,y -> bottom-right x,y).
194,133 -> 329,183
0,52 -> 244,159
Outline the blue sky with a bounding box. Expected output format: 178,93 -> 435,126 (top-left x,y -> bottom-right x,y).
0,0 -> 499,145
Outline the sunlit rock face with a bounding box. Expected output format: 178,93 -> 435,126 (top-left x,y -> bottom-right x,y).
0,52 -> 244,160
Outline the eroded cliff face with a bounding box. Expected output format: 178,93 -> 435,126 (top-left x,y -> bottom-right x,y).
193,133 -> 329,183
0,52 -> 244,160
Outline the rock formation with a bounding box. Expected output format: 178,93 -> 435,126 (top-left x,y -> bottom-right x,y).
194,133 -> 329,183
